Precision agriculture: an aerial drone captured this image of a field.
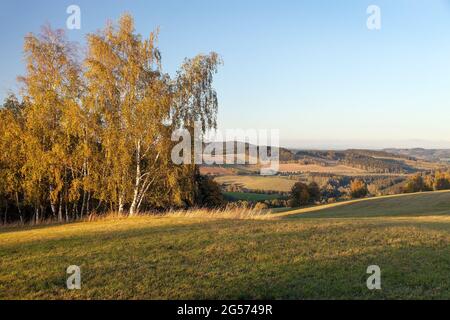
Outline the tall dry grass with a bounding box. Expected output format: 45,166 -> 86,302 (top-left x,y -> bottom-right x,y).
0,206 -> 273,229
160,206 -> 272,220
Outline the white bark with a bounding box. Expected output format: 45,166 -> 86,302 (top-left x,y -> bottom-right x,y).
129,140 -> 141,216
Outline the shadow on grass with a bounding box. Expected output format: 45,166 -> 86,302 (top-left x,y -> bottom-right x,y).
201,244 -> 450,300
0,219 -> 105,235
1,218 -> 448,299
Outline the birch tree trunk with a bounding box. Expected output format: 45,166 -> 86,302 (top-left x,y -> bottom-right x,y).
129,140 -> 141,216
50,186 -> 57,219
118,195 -> 124,215
15,192 -> 23,224
35,207 -> 39,225
58,194 -> 63,222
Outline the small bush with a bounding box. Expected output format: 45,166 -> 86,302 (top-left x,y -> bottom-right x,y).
254,202 -> 269,211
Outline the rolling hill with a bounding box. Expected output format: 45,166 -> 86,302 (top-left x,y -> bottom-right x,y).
279,190 -> 450,218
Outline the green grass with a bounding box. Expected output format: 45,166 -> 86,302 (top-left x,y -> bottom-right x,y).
0,191 -> 449,299
224,191 -> 282,202
280,190 -> 450,219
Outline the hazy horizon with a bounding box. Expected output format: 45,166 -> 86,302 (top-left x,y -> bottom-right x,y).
280,139 -> 450,150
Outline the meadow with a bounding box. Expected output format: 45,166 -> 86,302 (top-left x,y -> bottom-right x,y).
223,192 -> 282,202
277,163 -> 367,174
0,191 -> 449,299
214,175 -> 295,192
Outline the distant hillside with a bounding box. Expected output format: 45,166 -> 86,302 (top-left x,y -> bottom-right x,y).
292,149 -> 416,174
385,148 -> 450,162
202,145 -> 447,174
203,141 -> 295,162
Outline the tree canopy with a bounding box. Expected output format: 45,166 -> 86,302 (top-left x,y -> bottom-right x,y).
0,14 -> 221,223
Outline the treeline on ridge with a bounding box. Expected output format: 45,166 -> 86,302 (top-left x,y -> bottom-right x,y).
280,149 -> 417,174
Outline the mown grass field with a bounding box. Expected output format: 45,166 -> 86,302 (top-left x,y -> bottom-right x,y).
223,191 -> 282,202
214,175 -> 295,192
277,163 -> 367,174
0,192 -> 449,299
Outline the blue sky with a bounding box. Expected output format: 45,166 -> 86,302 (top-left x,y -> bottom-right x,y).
1,0 -> 450,148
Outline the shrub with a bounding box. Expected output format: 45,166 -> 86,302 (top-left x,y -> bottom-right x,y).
433,172 -> 450,190
196,175 -> 224,208
307,181 -> 321,202
403,175 -> 428,193
289,182 -> 310,207
349,179 -> 368,199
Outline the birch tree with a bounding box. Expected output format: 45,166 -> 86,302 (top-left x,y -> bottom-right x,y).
85,14 -> 172,215
0,95 -> 26,223
172,53 -> 222,206
19,25 -> 83,222
0,13 -> 222,222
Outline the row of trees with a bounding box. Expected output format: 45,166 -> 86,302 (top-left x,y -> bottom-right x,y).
287,170 -> 450,208
403,171 -> 450,193
0,14 -> 222,224
343,153 -> 413,174
293,150 -> 415,174
289,178 -> 369,207
289,181 -> 321,207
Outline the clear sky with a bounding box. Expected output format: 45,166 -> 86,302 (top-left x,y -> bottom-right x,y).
1,0 -> 450,149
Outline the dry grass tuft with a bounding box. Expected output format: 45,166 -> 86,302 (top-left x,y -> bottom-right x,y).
160,207 -> 271,220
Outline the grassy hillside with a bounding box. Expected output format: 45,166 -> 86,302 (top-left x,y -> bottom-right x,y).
0,192 -> 449,300
280,190 -> 450,218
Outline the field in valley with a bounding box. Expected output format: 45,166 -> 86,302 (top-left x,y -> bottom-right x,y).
223,192 -> 283,202
277,163 -> 368,174
214,175 -> 295,192
0,191 -> 449,299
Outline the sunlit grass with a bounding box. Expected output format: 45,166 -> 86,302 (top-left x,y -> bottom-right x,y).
0,192 -> 449,299
277,190 -> 450,219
